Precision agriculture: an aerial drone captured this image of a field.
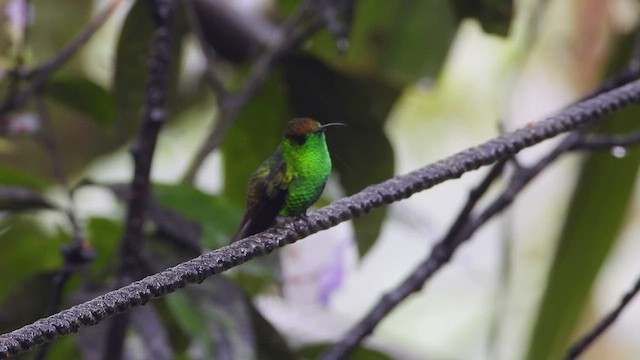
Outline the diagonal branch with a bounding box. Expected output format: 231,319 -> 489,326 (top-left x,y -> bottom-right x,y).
0,77 -> 640,359
0,0 -> 124,117
571,130 -> 640,150
565,274 -> 640,360
319,129 -> 584,360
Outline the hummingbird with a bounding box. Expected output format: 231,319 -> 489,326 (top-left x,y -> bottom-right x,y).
232,118 -> 344,242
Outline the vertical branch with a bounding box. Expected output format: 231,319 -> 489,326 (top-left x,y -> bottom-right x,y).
103,1 -> 176,359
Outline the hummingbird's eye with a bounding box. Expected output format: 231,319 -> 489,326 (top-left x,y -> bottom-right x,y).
289,134 -> 307,145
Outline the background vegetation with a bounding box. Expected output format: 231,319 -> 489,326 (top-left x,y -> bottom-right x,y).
1,0 -> 640,359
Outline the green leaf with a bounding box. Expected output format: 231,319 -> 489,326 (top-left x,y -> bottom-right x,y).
0,165 -> 50,190
0,215 -> 66,302
308,0 -> 457,85
112,1 -> 185,135
221,72 -> 292,206
112,0 -> 155,128
153,183 -> 242,248
285,55 -> 399,256
46,75 -> 115,128
30,0 -> 92,62
87,217 -> 121,277
525,106 -> 640,360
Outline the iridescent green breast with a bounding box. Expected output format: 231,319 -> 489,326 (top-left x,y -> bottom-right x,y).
280,132 -> 332,216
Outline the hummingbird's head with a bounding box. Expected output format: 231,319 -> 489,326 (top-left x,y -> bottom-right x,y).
284,118 -> 344,145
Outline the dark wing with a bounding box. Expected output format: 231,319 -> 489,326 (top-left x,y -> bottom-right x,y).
231,148 -> 289,242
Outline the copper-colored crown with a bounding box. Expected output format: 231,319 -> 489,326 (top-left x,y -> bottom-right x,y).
284,118 -> 321,138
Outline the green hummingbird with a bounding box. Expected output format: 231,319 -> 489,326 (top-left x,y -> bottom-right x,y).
232,118 -> 344,242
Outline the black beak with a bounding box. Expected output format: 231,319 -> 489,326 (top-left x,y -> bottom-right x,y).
316,122 -> 346,132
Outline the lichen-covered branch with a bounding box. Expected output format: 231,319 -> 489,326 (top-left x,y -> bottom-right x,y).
1,77 -> 640,359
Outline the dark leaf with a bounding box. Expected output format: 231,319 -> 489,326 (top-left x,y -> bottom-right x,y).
451,0 -> 513,36
193,0 -> 276,62
0,186 -> 54,211
285,55 -> 399,255
112,0 -> 184,135
112,0 -> 155,129
153,183 -> 241,249
0,272 -> 56,334
0,216 -> 66,303
46,75 -> 116,128
222,71 -> 292,206
308,0 -> 458,85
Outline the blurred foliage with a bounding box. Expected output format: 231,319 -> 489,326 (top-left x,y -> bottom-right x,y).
307,0 -> 457,85
0,0 -> 636,359
153,183 -> 241,248
285,55 -> 398,255
526,105 -> 640,360
525,32 -> 640,360
222,72 -> 292,206
297,344 -> 393,359
451,0 -> 513,36
46,75 -> 116,128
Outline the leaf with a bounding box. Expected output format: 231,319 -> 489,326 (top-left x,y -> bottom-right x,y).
166,276 -> 296,359
0,215 -> 66,302
525,107 -> 640,360
221,71 -> 292,206
29,0 -> 92,61
0,165 -> 50,189
46,75 -> 115,128
86,217 -> 121,277
0,186 -> 54,211
112,0 -> 155,128
308,0 -> 458,85
0,272 -> 56,334
285,55 -> 399,256
112,0 -> 184,135
451,0 -> 513,36
153,183 -> 242,248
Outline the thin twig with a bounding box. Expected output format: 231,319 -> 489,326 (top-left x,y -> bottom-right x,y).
103,1 -> 176,359
319,161 -> 508,360
319,132 -> 583,360
565,274 -> 640,360
0,0 -> 124,117
182,0 -> 229,100
571,130 -> 640,150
